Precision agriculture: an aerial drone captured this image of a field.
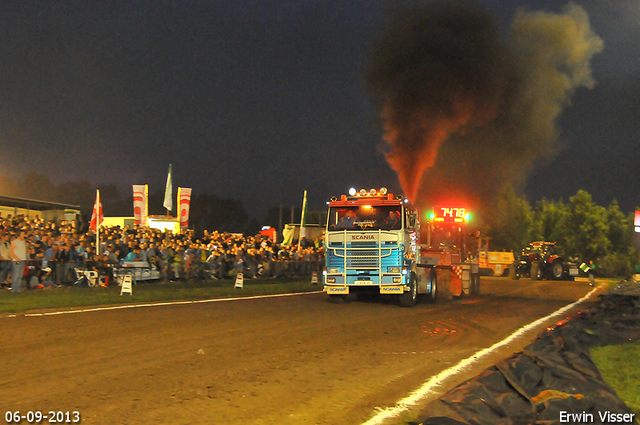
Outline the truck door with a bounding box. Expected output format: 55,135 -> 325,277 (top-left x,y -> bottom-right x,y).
405,208 -> 420,263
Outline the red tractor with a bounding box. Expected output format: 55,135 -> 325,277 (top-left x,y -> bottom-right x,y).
510,241 -> 579,280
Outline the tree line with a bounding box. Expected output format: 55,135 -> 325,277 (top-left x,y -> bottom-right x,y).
480,185 -> 638,277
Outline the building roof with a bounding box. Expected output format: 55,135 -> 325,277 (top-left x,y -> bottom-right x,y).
0,195 -> 80,211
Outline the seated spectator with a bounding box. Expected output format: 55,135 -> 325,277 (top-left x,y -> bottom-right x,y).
124,246 -> 142,263
104,246 -> 119,266
97,253 -> 113,286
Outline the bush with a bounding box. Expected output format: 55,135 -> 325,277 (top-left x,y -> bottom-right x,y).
598,251 -> 635,278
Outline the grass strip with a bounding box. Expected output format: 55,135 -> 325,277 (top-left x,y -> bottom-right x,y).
590,340 -> 640,418
0,278 -> 321,314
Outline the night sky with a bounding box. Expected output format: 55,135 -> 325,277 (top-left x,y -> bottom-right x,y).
0,0 -> 638,220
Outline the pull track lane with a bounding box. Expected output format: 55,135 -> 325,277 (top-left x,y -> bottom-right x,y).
0,278 -> 599,425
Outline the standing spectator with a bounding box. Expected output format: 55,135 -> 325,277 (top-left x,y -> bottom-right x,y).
245,248 -> 258,279
165,245 -> 177,281
172,246 -> 185,280
9,230 -> 28,292
206,249 -> 223,279
66,242 -> 80,284
185,251 -> 197,280
0,233 -> 11,285
75,240 -> 85,258
55,242 -> 68,286
233,253 -> 245,276
44,243 -> 59,283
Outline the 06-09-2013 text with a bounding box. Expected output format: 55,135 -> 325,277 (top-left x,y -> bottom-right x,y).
5,411 -> 80,424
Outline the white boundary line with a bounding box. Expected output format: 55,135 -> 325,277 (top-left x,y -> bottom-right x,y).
5,291 -> 324,318
361,285 -> 601,425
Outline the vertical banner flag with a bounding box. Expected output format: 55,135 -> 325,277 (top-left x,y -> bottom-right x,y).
90,189 -> 104,231
144,184 -> 149,226
282,224 -> 295,246
178,187 -> 192,229
132,184 -> 147,226
297,190 -> 308,248
163,164 -> 173,213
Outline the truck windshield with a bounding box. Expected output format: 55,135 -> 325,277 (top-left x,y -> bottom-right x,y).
430,225 -> 462,249
327,206 -> 402,231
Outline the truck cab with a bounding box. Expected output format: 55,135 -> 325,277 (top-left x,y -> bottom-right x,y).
323,188 -> 436,307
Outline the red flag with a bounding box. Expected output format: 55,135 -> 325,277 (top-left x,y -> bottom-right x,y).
90,189 -> 104,231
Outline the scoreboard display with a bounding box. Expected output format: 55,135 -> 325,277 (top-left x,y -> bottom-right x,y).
432,207 -> 468,223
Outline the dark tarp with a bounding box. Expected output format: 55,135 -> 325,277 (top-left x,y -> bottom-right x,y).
415,281 -> 640,425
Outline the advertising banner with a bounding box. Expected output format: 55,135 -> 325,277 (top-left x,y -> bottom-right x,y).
133,184 -> 148,226
178,187 -> 192,229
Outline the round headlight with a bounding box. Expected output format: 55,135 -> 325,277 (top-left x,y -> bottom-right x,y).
369,188 -> 377,195
349,188 -> 356,196
380,187 -> 387,195
359,189 -> 367,196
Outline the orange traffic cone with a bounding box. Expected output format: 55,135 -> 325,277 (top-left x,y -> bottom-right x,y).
99,276 -> 109,287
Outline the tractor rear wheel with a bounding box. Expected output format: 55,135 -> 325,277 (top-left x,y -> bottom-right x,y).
552,261 -> 564,280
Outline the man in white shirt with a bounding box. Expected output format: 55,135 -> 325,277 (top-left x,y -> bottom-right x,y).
9,230 -> 28,293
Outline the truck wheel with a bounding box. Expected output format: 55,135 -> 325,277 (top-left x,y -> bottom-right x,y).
400,272 -> 417,307
329,294 -> 346,304
531,262 -> 541,280
509,263 -> 519,280
425,270 -> 437,304
552,261 -> 564,280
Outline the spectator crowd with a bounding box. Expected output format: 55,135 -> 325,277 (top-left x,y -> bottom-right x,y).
0,213 -> 324,293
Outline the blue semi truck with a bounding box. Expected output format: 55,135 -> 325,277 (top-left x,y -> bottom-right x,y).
322,187 -> 437,307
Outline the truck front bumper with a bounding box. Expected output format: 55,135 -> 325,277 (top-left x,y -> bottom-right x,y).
324,284 -> 407,295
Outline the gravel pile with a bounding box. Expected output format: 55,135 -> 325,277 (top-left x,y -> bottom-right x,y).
606,279 -> 640,296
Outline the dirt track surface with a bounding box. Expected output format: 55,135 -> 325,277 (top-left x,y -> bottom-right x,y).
1,278 -> 600,425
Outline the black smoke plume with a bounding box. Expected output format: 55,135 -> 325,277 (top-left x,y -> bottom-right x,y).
366,1 -> 603,209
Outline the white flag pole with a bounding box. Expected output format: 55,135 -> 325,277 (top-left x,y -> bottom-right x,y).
95,189 -> 100,255
297,190 -> 308,250
163,164 -> 173,216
